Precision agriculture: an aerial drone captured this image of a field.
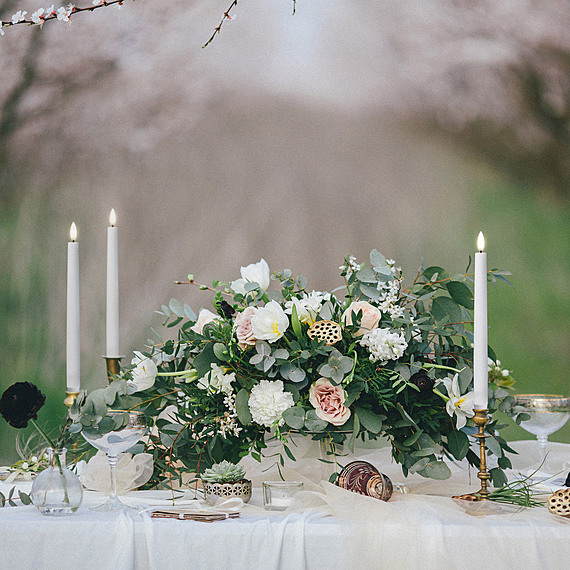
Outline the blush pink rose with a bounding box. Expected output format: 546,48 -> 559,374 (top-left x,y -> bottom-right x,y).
308,378 -> 351,426
233,306 -> 258,350
342,301 -> 381,337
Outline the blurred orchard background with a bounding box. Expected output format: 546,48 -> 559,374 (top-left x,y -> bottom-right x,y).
0,0 -> 568,465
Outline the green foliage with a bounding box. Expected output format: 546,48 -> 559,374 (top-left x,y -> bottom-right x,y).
101,250 -> 519,489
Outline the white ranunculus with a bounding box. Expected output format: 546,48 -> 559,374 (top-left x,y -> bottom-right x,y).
251,300 -> 289,342
439,374 -> 475,429
129,357 -> 157,392
197,364 -> 235,395
248,379 -> 294,427
231,259 -> 271,295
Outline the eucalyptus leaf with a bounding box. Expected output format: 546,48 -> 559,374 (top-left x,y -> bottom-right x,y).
304,410 -> 328,432
446,281 -> 474,310
417,460 -> 452,480
447,429 -> 470,460
282,406 -> 305,430
235,388 -> 253,424
169,298 -> 184,317
355,407 -> 384,433
458,366 -> 473,393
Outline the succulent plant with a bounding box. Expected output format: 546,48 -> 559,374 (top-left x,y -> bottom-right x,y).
201,460 -> 246,484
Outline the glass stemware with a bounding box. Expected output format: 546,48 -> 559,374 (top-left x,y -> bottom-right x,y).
81,410 -> 146,512
512,394 -> 570,477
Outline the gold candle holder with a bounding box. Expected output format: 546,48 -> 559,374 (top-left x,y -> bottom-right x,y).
104,356 -> 124,382
64,391 -> 79,408
472,408 -> 491,499
452,408 -> 490,502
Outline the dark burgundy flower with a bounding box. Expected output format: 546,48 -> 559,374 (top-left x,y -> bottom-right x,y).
216,300 -> 236,319
565,472 -> 570,487
410,371 -> 435,397
0,382 -> 46,428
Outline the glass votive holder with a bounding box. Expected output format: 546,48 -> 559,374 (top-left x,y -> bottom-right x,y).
262,481 -> 303,511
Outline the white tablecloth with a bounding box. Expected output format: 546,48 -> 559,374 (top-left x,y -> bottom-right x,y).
1,440 -> 569,570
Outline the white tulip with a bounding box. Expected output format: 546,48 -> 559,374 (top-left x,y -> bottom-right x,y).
231,259 -> 271,294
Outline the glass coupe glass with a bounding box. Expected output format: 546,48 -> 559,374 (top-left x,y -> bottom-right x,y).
82,410 -> 146,512
512,394 -> 570,476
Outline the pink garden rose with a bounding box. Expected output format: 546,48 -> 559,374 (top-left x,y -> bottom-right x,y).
342,301 -> 381,337
190,309 -> 219,335
308,378 -> 351,426
233,306 -> 259,350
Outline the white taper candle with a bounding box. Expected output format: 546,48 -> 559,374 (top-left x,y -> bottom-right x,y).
473,231 -> 488,409
66,222 -> 81,392
106,209 -> 120,357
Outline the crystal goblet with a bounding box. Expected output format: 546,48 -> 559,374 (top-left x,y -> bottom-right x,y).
512,394 -> 570,477
82,410 -> 146,512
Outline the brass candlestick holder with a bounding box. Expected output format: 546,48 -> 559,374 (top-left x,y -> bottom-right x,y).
104,356 -> 124,381
453,408 -> 490,502
472,408 -> 491,499
64,391 -> 79,408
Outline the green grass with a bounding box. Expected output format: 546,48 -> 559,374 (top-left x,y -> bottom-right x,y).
474,183 -> 570,444
1,179 -> 568,469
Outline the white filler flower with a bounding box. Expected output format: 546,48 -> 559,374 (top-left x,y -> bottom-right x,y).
284,290 -> 331,325
231,258 -> 271,295
248,379 -> 294,427
359,328 -> 408,364
251,300 -> 289,342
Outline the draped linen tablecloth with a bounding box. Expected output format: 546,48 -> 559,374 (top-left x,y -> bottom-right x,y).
1,440 -> 569,570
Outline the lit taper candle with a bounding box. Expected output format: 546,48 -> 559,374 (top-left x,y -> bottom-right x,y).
66,222 -> 81,392
106,208 -> 120,357
473,231 -> 488,409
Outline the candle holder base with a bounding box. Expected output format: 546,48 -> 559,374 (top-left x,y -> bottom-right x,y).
452,409 -> 490,502
103,356 -> 125,381
64,391 -> 79,408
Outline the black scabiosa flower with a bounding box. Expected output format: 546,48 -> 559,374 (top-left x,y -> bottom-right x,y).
0,382 -> 46,428
410,371 -> 435,397
216,299 -> 236,320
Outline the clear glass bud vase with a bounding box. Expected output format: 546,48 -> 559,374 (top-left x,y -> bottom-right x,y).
31,448 -> 83,516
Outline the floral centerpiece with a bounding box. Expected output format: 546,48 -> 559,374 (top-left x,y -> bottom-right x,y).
104,250 -> 514,488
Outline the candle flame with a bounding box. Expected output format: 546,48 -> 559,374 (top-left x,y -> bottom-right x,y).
70,222 -> 77,242
109,208 -> 117,227
477,231 -> 485,252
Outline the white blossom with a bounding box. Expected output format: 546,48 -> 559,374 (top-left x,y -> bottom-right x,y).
128,357 -> 157,392
359,328 -> 408,364
31,9 -> 46,24
231,258 -> 271,295
11,11 -> 27,24
284,290 -> 331,325
248,379 -> 294,427
56,6 -> 73,22
251,300 -> 289,342
197,363 -> 235,395
438,374 -> 475,429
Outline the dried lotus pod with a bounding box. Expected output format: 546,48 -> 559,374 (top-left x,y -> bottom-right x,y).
307,320 -> 343,345
548,488 -> 570,517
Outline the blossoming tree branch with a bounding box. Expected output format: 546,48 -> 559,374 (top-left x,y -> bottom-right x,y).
0,0 -> 298,46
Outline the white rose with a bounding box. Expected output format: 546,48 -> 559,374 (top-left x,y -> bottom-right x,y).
251,300 -> 289,342
231,259 -> 271,295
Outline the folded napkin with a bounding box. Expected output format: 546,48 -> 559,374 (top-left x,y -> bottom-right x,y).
79,451 -> 153,494
142,496 -> 243,522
